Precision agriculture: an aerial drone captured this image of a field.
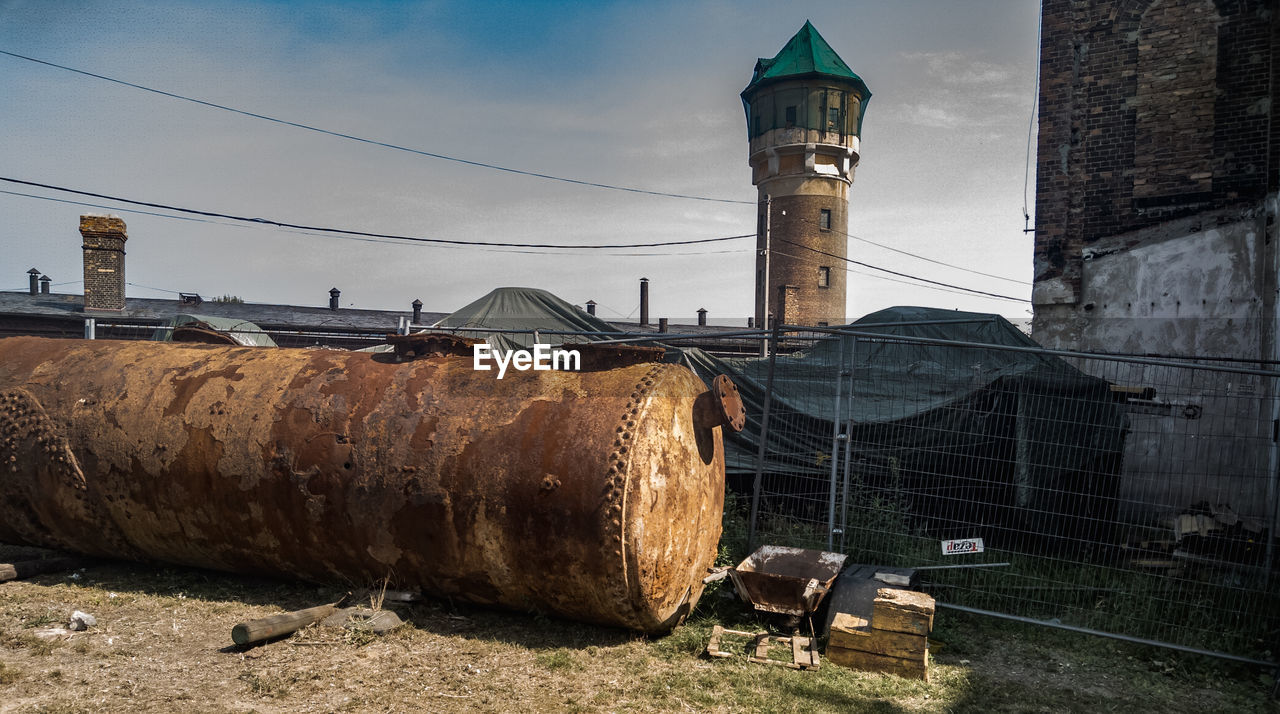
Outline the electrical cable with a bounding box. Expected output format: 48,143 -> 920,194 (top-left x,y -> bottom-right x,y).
790,213 -> 1030,286
0,189 -> 751,257
1023,1 -> 1043,232
0,176 -> 754,249
774,237 -> 1030,303
0,49 -> 753,205
768,248 -> 1010,302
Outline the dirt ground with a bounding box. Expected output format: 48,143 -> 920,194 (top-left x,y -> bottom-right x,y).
1,546 -> 1276,713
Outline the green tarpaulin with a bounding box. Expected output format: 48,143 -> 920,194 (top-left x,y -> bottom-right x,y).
681,307 -> 1127,541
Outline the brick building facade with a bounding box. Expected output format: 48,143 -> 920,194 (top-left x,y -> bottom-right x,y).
1033,0 -> 1279,357
743,22 -> 870,327
1032,0 -> 1279,517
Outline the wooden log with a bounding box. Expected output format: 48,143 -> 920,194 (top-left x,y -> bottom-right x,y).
231,603 -> 339,646
0,557 -> 89,583
826,645 -> 930,682
829,613 -> 928,659
871,588 -> 934,636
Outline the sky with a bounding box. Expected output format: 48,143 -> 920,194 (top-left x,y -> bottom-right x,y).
0,0 -> 1040,325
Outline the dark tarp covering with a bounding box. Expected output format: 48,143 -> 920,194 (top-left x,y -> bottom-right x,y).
416,292 -> 1126,541
431,287 -> 621,351
682,307 -> 1127,541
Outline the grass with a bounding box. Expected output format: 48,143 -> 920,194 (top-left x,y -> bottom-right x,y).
1,533 -> 1277,713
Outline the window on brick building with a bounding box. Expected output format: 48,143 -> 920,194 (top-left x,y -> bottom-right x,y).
784,105 -> 797,128
818,266 -> 831,288
819,209 -> 831,230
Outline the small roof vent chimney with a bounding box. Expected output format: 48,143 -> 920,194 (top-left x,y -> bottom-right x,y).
329,287 -> 341,311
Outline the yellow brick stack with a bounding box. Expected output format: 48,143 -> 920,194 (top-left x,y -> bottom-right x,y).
826,588 -> 934,681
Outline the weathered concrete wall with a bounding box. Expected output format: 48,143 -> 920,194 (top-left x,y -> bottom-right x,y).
1032,0 -> 1280,522
1035,203 -> 1277,520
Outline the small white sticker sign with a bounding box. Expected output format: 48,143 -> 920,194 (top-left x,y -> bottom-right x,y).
941,538 -> 984,555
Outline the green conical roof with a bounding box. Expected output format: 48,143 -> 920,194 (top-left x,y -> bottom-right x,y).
742,21 -> 871,121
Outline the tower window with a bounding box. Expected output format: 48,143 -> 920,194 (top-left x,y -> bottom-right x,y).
785,106 -> 797,128
827,107 -> 839,131
819,209 -> 831,231
818,266 -> 831,288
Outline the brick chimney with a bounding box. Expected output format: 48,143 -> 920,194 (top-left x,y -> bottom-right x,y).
585,300 -> 597,316
639,278 -> 649,326
329,287 -> 340,310
411,298 -> 423,324
80,215 -> 127,311
39,275 -> 51,294
27,268 -> 39,296
697,308 -> 707,326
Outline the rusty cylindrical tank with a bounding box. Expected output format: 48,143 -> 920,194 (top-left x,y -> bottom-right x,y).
0,336 -> 744,633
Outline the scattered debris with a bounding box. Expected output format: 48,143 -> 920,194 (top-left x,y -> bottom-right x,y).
705,625 -> 820,670
68,610 -> 97,631
0,556 -> 90,583
34,627 -> 71,639
321,607 -> 403,635
1125,502 -> 1270,572
380,590 -> 422,603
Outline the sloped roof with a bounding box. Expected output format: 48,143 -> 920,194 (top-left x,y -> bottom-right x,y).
432,286 -> 621,350
742,20 -> 871,100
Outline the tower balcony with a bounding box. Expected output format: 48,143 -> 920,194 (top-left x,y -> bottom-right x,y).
748,133 -> 861,186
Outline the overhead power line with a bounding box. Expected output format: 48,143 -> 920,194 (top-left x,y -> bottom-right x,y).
0,188 -> 752,258
768,248 -> 1010,302
1023,1 -> 1044,233
0,49 -> 753,206
3,177 -> 1026,300
791,213 -> 1030,286
0,176 -> 753,249
775,237 -> 1030,303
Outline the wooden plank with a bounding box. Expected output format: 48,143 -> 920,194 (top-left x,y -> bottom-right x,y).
872,588 -> 935,635
827,645 -> 930,682
832,628 -> 927,659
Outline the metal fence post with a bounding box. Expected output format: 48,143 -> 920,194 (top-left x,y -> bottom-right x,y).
746,324 -> 781,553
827,332 -> 846,551
839,335 -> 857,552
84,318 -> 95,340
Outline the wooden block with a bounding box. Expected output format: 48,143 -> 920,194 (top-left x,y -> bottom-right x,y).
827,645 -> 930,682
872,588 -> 935,635
831,611 -> 928,658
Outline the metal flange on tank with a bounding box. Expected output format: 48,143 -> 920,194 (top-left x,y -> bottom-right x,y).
0,335 -> 745,633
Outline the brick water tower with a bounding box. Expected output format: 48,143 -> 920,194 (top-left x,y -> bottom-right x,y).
742,21 -> 870,328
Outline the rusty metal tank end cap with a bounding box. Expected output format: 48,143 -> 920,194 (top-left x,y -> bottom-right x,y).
694,374 -> 746,432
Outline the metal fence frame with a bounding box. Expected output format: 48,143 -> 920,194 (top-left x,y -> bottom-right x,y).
11,317 -> 1278,665
740,324 -> 1280,667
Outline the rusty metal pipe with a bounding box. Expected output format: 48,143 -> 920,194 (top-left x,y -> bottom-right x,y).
0,336 -> 734,633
